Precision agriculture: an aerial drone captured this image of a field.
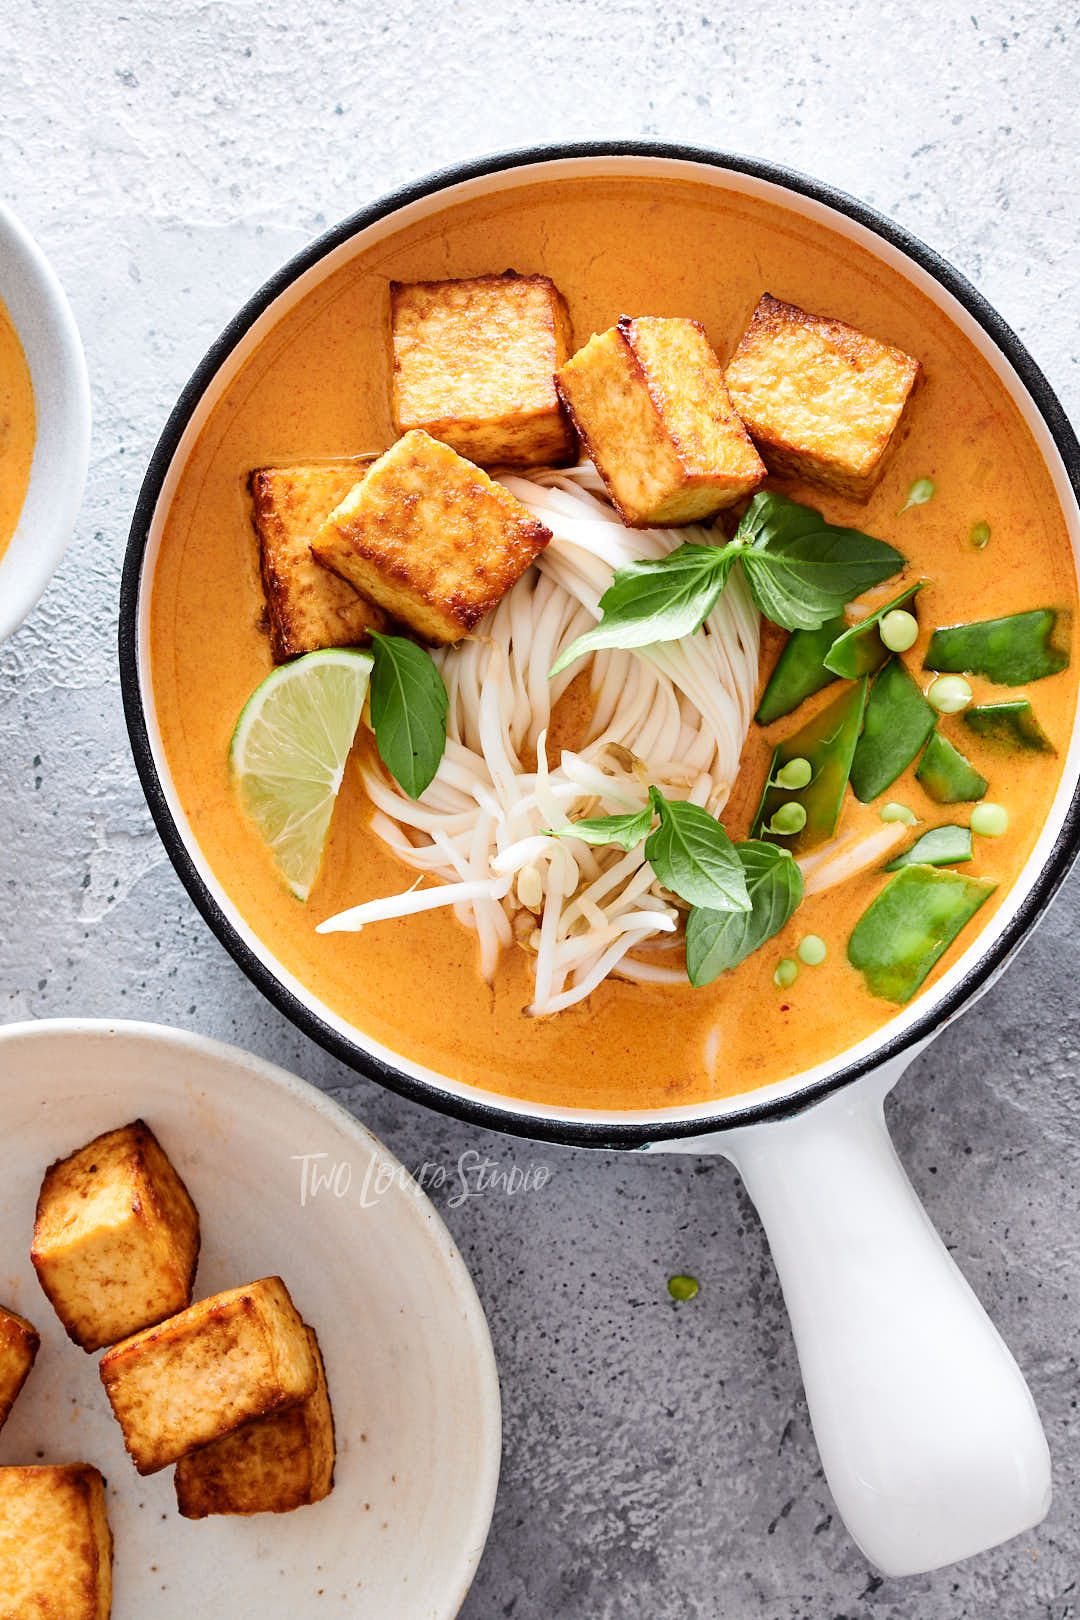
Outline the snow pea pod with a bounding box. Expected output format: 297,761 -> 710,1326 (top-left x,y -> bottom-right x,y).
884,824 -> 973,871
962,698 -> 1054,754
915,730 -> 988,803
753,680 -> 867,855
823,582 -> 925,680
850,657 -> 936,803
848,865 -> 996,1003
925,608 -> 1068,685
754,616 -> 845,725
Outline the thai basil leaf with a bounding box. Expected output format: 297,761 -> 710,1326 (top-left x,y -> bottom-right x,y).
368,631 -> 449,800
645,787 -> 750,914
549,544 -> 736,675
548,493 -> 905,677
550,803 -> 653,850
737,492 -> 905,632
685,841 -> 804,986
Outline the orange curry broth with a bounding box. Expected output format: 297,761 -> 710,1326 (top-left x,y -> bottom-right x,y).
149,176 -> 1078,1111
0,298 -> 35,563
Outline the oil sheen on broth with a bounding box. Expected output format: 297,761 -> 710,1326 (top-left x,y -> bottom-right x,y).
149,176 -> 1078,1112
0,298 -> 35,564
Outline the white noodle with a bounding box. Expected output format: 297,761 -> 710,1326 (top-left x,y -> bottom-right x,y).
319,468 -> 761,1015
798,820 -> 909,896
318,874 -> 512,931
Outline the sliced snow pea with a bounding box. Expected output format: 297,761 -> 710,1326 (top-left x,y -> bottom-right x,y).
823,582 -> 925,680
754,616 -> 845,725
884,825 -> 973,871
850,658 -> 936,803
925,608 -> 1069,685
753,680 -> 868,855
962,699 -> 1054,754
915,731 -> 988,803
848,865 -> 996,1003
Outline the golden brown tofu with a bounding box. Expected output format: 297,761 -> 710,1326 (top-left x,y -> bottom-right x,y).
0,1464 -> 112,1619
251,461 -> 388,662
174,1325 -> 334,1517
99,1276 -> 316,1475
0,1304 -> 39,1431
390,271 -> 576,467
32,1119 -> 200,1353
311,429 -> 551,644
553,315 -> 766,526
724,293 -> 922,499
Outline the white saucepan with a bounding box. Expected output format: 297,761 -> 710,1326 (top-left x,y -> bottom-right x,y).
120,145 -> 1080,1578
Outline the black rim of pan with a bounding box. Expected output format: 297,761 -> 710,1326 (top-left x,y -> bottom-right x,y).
118,140 -> 1080,1149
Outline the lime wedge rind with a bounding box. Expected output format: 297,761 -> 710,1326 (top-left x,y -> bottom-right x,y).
229,648 -> 373,902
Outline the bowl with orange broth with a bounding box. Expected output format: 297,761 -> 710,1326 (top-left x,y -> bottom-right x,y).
121,144 -> 1080,1579
0,202 -> 90,643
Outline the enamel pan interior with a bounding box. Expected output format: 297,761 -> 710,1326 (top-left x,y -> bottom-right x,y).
120,143 -> 1080,1149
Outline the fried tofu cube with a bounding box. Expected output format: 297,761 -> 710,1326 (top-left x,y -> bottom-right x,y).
174,1324 -> 334,1517
99,1276 -> 316,1475
390,271 -> 576,468
0,1463 -> 112,1619
311,429 -> 551,644
32,1119 -> 200,1353
0,1305 -> 39,1431
553,315 -> 766,527
251,461 -> 388,662
724,293 -> 922,499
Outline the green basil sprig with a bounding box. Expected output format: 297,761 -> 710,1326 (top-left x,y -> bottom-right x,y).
736,494 -> 905,630
548,545 -> 740,675
643,789 -> 750,912
368,631 -> 449,799
552,802 -> 654,849
549,492 -> 904,677
685,840 -> 804,987
553,785 -> 750,915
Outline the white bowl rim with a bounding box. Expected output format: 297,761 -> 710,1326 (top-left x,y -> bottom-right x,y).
0,1012 -> 503,1619
0,201 -> 91,643
119,140 -> 1080,1149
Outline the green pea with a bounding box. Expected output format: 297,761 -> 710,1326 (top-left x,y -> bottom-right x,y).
900,477 -> 935,513
880,801 -> 918,825
927,675 -> 973,714
667,1274 -> 699,1301
797,934 -> 827,965
970,802 -> 1009,837
774,957 -> 799,989
766,802 -> 807,836
774,756 -> 813,790
970,521 -> 991,550
880,610 -> 919,653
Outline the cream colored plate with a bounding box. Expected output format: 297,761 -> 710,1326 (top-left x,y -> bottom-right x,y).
0,1019 -> 500,1617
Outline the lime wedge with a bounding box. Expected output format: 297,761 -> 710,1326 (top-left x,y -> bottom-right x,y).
229,648 -> 373,901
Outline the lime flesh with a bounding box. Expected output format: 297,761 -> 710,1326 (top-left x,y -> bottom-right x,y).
229,648 -> 373,901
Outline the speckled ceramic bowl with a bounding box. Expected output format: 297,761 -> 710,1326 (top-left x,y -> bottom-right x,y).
0,202 -> 90,643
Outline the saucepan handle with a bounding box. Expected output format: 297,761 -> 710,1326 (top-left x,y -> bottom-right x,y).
705,1066 -> 1050,1576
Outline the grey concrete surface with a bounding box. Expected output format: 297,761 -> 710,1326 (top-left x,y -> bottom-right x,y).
2,2 -> 1079,1615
